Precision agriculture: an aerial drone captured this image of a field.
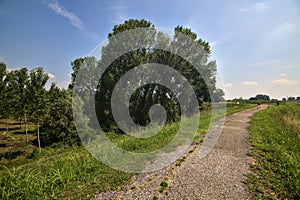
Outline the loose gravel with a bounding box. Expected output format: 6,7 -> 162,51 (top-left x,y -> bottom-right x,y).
95,105 -> 267,200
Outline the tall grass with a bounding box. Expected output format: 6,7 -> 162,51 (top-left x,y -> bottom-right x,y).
247,103 -> 300,199
0,146 -> 131,199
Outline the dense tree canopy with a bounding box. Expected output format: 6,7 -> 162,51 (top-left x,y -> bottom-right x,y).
74,19 -> 223,132
249,94 -> 270,101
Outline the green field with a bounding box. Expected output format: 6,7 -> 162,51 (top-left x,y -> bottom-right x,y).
247,102 -> 300,199
0,103 -> 254,199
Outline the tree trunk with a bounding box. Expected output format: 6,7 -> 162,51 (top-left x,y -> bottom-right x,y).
25,112 -> 28,143
19,116 -> 22,129
37,119 -> 41,153
5,117 -> 8,137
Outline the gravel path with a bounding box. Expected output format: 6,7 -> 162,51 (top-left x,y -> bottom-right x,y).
95,105 -> 267,200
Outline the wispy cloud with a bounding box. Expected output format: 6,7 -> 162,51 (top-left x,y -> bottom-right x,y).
271,78 -> 297,86
0,55 -> 6,63
248,60 -> 280,67
47,73 -> 56,79
210,40 -> 218,48
225,83 -> 233,88
282,65 -> 296,69
44,0 -> 86,30
240,2 -> 268,12
109,0 -> 127,24
0,8 -> 7,16
275,22 -> 294,34
240,81 -> 259,86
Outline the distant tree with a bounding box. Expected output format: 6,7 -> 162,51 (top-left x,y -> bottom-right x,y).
28,68 -> 49,152
212,88 -> 225,102
296,97 -> 300,101
288,97 -> 295,101
249,94 -> 270,101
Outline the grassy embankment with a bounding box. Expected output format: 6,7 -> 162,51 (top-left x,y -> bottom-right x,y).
247,102 -> 300,199
0,103 -> 255,199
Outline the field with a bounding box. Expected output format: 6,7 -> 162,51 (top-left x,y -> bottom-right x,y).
0,103 -> 255,199
247,102 -> 300,199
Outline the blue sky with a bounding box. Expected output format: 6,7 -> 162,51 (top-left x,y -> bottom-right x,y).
0,0 -> 299,99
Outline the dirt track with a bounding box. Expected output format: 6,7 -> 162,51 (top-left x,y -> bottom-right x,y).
95,105 -> 268,200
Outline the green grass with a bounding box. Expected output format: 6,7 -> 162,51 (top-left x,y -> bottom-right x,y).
0,103 -> 255,199
247,102 -> 300,199
0,146 -> 132,200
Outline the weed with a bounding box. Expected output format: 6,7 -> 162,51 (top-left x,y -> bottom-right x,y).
159,180 -> 168,193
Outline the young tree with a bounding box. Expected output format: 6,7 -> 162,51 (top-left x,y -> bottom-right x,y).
14,68 -> 30,142
40,83 -> 79,146
3,70 -> 18,136
0,63 -> 8,135
28,68 -> 49,152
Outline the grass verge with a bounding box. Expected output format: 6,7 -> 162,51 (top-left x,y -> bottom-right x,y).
247,102 -> 300,199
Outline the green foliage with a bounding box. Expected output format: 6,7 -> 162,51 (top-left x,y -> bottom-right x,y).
40,84 -> 79,146
68,19 -> 223,132
247,103 -> 300,199
27,67 -> 49,120
249,94 -> 270,101
0,146 -> 132,199
0,62 -> 7,119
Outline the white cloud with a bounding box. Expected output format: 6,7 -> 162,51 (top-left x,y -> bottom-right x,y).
210,40 -> 218,48
275,22 -> 294,34
240,2 -> 268,12
253,3 -> 267,11
268,76 -> 300,99
282,65 -> 296,69
225,83 -> 233,88
271,78 -> 297,86
47,73 -> 56,79
44,0 -> 86,30
109,1 -> 127,23
240,81 -> 259,86
7,68 -> 20,72
279,73 -> 287,78
223,81 -> 264,99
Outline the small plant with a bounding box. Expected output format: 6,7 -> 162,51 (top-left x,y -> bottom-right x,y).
159,180 -> 168,193
153,195 -> 158,200
130,186 -> 136,190
175,156 -> 186,167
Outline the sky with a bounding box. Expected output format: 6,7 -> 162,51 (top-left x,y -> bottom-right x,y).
0,0 -> 299,99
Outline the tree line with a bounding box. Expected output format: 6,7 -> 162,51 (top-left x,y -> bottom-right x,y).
0,63 -> 79,152
0,19 -> 224,151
